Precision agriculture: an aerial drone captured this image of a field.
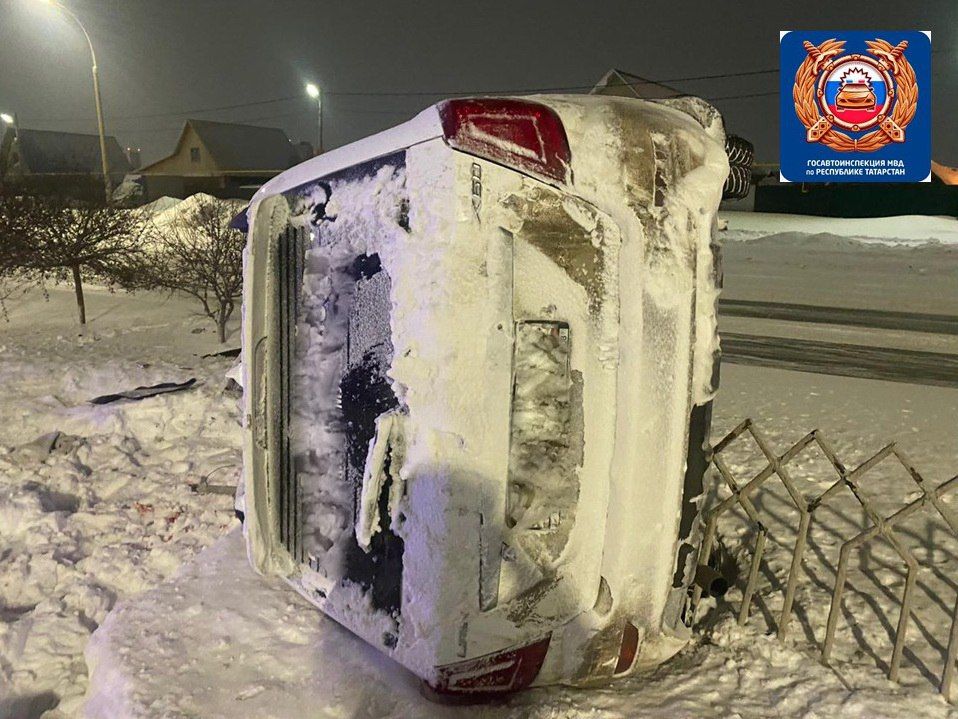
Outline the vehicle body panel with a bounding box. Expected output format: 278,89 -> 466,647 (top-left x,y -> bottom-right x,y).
240,94 -> 728,694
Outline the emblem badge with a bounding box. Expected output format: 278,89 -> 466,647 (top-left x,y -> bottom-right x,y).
794,38 -> 917,152
780,32 -> 930,183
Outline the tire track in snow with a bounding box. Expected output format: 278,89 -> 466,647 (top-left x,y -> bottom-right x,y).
722,333 -> 958,387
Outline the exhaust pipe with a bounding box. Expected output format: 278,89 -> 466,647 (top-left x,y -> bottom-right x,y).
694,564 -> 730,598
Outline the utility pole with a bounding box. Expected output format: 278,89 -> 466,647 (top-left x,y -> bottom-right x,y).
41,1 -> 112,201
306,82 -> 323,155
0,112 -> 17,187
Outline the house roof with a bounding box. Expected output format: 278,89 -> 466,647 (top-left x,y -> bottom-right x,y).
590,68 -> 683,100
7,128 -> 131,175
143,119 -> 300,174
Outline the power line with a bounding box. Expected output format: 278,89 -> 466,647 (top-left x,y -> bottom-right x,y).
21,95 -> 300,123
706,90 -> 778,101
113,109 -> 314,135
128,89 -> 782,135
16,45 -> 958,125
21,69 -> 781,124
25,87 -> 780,134
323,68 -> 780,97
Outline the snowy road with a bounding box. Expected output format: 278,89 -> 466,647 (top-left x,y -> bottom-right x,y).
719,219 -> 958,316
722,333 -> 958,387
718,215 -> 958,387
720,300 -> 958,386
720,300 -> 958,336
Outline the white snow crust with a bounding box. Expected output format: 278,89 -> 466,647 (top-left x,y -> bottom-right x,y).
0,287 -> 241,718
721,210 -> 958,246
286,164 -> 411,581
505,322 -> 579,564
146,193 -> 244,234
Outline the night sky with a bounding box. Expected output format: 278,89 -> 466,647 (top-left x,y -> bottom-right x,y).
0,0 -> 955,166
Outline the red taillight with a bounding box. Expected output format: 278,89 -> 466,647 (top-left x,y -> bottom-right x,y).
425,634 -> 551,701
614,622 -> 639,675
438,98 -> 571,184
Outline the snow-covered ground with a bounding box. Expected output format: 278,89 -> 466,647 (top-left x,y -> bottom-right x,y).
77,365 -> 958,719
2,210 -> 957,719
718,216 -> 958,315
0,286 -> 242,718
720,211 -> 958,246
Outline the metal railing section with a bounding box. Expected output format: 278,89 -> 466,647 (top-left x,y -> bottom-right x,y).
694,418 -> 958,700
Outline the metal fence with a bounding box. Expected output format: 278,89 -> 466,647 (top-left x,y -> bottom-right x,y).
694,418 -> 958,700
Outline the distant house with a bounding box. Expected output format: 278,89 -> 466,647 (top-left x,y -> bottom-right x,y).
137,119 -> 301,201
0,127 -> 131,188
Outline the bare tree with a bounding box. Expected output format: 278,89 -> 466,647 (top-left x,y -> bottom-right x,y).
19,186 -> 146,328
147,196 -> 245,343
0,190 -> 47,319
0,192 -> 29,269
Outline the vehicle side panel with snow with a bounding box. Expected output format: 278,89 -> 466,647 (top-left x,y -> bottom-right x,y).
240,94 -> 728,698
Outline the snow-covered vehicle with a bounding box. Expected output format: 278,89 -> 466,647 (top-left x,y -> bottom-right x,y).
238,94 -> 728,699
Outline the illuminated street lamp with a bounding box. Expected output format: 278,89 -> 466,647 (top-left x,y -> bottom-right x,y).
1,112 -> 17,186
37,0 -> 112,200
0,112 -> 16,141
1,111 -> 16,141
306,82 -> 323,155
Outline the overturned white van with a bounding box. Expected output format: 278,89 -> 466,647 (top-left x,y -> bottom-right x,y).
239,94 -> 728,699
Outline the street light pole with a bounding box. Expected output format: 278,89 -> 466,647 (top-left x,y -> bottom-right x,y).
43,1 -> 112,201
306,83 -> 323,155
0,113 -> 17,188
